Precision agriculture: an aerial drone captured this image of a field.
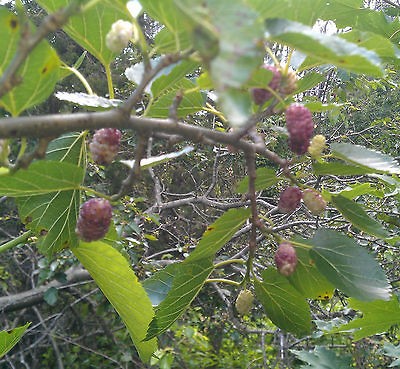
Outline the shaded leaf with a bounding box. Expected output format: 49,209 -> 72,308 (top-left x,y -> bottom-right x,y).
254,269 -> 311,337
236,167 -> 281,194
73,241 -> 157,363
145,258 -> 214,340
0,323 -> 30,358
331,195 -> 389,238
332,296 -> 400,340
36,0 -> 129,66
294,72 -> 325,94
0,8 -> 60,116
331,143 -> 400,174
43,287 -> 58,306
312,161 -> 375,176
292,346 -> 352,369
310,229 -> 391,301
265,19 -> 383,77
288,247 -> 335,301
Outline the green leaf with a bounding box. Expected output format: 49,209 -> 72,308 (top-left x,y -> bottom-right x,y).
0,8 -> 60,116
187,207 -> 251,261
331,143 -> 400,174
294,72 -> 325,94
292,346 -> 352,369
265,19 -> 383,77
145,258 -> 214,340
326,183 -> 384,201
310,229 -> 391,301
146,78 -> 204,118
145,208 -> 250,340
218,88 -> 253,127
36,0 -> 129,66
43,287 -> 58,306
312,161 -> 376,176
0,323 -> 30,358
15,133 -> 86,255
304,102 -> 343,113
288,247 -> 335,301
332,295 -> 400,340
254,269 -> 312,337
331,195 -> 389,238
236,167 -> 281,194
73,241 -> 157,363
0,161 -> 84,197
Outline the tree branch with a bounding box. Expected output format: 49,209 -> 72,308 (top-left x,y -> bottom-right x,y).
0,266 -> 91,313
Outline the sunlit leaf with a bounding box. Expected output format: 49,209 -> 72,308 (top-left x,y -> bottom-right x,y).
292,346 -> 352,369
55,92 -> 122,110
0,323 -> 30,358
236,167 -> 281,194
73,241 -> 157,362
0,8 -> 60,116
332,295 -> 400,340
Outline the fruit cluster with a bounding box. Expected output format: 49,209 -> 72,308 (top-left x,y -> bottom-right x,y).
278,186 -> 327,215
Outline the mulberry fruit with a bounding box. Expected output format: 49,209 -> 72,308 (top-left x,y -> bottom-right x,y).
89,128 -> 122,165
76,198 -> 113,242
235,289 -> 254,315
106,20 -> 134,53
303,188 -> 327,216
278,186 -> 303,213
275,242 -> 298,277
285,104 -> 314,155
308,134 -> 326,159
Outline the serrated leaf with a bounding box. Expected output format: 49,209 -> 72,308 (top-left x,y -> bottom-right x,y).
145,258 -> 214,340
254,269 -> 311,337
324,183 -> 384,201
331,195 -> 389,238
288,247 -> 335,301
73,241 -> 157,363
187,207 -> 251,261
0,161 -> 83,197
331,143 -> 400,174
310,229 -> 391,301
55,92 -> 122,110
312,161 -> 376,176
43,287 -> 58,306
0,323 -> 30,358
36,0 -> 129,66
0,8 -> 60,116
292,346 -> 352,369
265,19 -> 383,77
146,78 -> 204,118
121,146 -> 194,170
304,102 -> 343,113
46,132 -> 87,166
332,295 -> 400,340
294,72 -> 325,94
236,167 -> 281,194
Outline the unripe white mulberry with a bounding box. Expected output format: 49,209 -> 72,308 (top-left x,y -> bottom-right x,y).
308,134 -> 326,159
89,128 -> 122,165
303,188 -> 327,216
106,20 -> 134,53
235,289 -> 254,315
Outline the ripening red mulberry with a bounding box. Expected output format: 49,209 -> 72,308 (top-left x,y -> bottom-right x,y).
275,242 -> 298,276
278,186 -> 303,213
89,128 -> 122,165
302,188 -> 327,216
285,104 -> 314,155
76,198 -> 113,242
251,65 -> 282,105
